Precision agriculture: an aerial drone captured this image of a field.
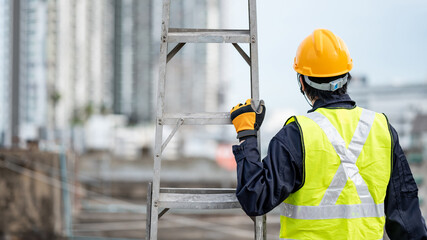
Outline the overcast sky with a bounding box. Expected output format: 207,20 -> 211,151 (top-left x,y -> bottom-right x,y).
223,0 -> 427,116
215,0 -> 427,143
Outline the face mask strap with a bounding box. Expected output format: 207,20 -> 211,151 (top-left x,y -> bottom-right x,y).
297,73 -> 313,107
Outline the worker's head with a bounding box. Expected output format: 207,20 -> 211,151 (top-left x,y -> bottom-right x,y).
293,29 -> 353,103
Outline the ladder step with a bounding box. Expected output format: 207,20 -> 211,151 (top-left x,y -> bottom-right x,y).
158,188 -> 241,209
167,28 -> 251,43
162,112 -> 231,125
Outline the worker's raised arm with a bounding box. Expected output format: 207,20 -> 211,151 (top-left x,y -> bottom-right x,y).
231,123 -> 303,216
384,125 -> 427,239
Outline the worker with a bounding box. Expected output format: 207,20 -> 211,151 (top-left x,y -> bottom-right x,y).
230,29 -> 427,239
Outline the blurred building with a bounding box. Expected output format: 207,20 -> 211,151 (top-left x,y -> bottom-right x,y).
51,0 -> 157,127
49,0 -> 116,128
165,0 -> 225,114
153,0 -> 229,159
349,80 -> 427,149
19,0 -> 48,140
0,0 -> 12,146
113,0 -> 155,123
0,0 -> 227,157
0,0 -> 48,146
0,0 -> 156,146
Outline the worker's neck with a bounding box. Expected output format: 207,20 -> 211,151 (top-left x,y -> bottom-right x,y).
311,97 -> 318,106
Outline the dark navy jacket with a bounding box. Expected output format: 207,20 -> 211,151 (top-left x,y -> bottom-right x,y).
232,94 -> 427,239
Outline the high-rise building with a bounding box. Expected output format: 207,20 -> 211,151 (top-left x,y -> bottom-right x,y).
0,0 -> 12,146
113,0 -> 135,117
19,0 -> 48,139
113,0 -> 155,123
0,0 -> 48,145
45,0 -> 117,128
154,0 -> 227,159
0,0 -> 226,153
134,0 -> 155,123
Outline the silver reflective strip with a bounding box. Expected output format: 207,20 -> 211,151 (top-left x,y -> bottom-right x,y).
280,202 -> 385,220
307,111 -> 351,205
281,235 -> 384,239
320,164 -> 346,205
347,109 -> 376,203
281,238 -> 383,240
306,110 -> 376,205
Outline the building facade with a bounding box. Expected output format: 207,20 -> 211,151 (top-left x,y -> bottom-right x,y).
0,0 -> 12,146
0,0 -> 227,151
349,81 -> 427,149
19,0 -> 48,140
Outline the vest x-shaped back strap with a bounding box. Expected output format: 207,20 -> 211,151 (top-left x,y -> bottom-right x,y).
309,109 -> 375,205
281,109 -> 385,220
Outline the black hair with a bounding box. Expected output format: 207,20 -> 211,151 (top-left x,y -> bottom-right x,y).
301,73 -> 351,101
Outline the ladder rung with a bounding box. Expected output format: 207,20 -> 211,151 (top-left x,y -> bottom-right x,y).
158,188 -> 241,209
162,112 -> 231,125
167,28 -> 251,43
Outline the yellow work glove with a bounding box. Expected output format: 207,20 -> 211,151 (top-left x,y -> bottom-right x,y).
230,99 -> 266,140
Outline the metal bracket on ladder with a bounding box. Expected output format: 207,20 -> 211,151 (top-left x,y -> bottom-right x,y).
161,118 -> 184,153
167,43 -> 186,63
232,43 -> 251,66
147,0 -> 266,239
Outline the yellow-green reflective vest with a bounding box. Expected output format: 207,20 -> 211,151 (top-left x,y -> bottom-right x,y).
280,107 -> 392,240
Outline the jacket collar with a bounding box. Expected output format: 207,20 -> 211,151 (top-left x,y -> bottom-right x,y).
308,94 -> 356,113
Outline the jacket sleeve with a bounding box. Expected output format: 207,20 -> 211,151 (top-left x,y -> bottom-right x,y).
232,122 -> 304,216
384,124 -> 427,239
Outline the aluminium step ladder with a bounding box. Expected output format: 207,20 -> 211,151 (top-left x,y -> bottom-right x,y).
146,0 -> 266,239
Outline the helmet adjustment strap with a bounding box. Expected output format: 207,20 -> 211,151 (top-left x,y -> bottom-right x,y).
301,74 -> 348,91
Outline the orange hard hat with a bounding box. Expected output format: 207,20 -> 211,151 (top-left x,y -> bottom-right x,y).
293,29 -> 353,77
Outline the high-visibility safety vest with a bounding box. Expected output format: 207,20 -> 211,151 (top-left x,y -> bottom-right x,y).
281,107 -> 392,240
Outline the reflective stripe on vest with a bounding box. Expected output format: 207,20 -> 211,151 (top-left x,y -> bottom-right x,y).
280,108 -> 384,220
281,237 -> 384,240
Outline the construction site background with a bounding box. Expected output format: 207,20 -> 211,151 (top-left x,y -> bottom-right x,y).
1,0 -> 427,239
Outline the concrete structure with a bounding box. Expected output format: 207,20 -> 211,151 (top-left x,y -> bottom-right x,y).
0,150 -> 65,239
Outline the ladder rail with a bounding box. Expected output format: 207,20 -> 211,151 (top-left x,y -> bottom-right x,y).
146,182 -> 152,239
249,0 -> 260,106
150,0 -> 171,239
248,0 -> 267,239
